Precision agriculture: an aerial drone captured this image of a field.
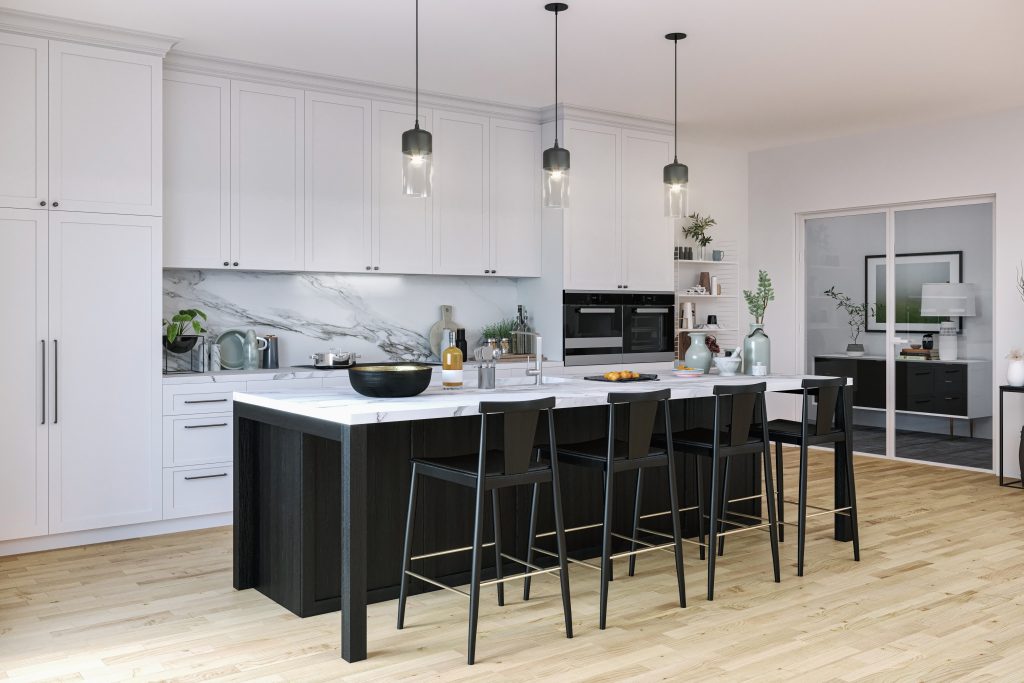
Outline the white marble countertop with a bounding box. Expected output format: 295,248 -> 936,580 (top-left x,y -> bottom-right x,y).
233,365 -> 841,426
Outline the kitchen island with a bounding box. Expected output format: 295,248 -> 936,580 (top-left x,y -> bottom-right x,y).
232,367 -> 855,662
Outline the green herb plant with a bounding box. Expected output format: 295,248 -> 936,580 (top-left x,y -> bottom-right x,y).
681,212 -> 716,248
481,318 -> 516,341
163,308 -> 208,344
823,286 -> 874,345
743,270 -> 775,325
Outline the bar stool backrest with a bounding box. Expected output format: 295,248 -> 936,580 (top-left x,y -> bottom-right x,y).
478,397 -> 557,476
608,389 -> 672,460
801,377 -> 846,436
712,382 -> 767,447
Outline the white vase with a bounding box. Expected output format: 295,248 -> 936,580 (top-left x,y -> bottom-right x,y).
1008,359 -> 1024,387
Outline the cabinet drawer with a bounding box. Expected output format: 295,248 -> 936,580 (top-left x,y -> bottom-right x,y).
163,414 -> 233,467
904,395 -> 935,413
163,382 -> 247,415
934,365 -> 965,392
934,394 -> 967,416
904,366 -> 934,396
163,465 -> 232,519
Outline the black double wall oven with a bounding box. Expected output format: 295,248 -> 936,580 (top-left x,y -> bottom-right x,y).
563,292 -> 675,366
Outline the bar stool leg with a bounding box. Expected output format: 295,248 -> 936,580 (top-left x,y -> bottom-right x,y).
762,444 -> 781,583
695,453 -> 706,561
523,481 -> 541,601
706,451 -> 721,601
397,463 -> 419,630
717,457 -> 732,557
467,481 -> 487,665
599,466 -> 615,629
550,457 -> 574,638
666,453 -> 687,609
492,489 -> 504,606
797,442 -> 809,576
844,441 -> 861,561
775,440 -> 785,543
628,469 -> 644,577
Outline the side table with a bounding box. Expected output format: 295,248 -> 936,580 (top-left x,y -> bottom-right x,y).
999,385 -> 1024,488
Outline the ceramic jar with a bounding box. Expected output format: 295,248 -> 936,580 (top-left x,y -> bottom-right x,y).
743,324 -> 771,375
1008,359 -> 1024,387
685,332 -> 713,374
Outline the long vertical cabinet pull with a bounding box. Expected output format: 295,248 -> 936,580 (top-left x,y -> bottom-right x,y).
41,340 -> 46,425
53,339 -> 58,424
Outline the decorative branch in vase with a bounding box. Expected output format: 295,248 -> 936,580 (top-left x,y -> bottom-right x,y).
741,270 -> 774,375
824,286 -> 874,356
1008,264 -> 1024,387
681,212 -> 716,260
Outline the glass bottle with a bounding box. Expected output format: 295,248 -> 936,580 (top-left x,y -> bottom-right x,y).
454,328 -> 468,360
511,305 -> 526,355
441,329 -> 463,389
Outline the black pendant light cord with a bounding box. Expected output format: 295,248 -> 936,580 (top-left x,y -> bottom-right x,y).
673,36 -> 678,162
415,0 -> 419,125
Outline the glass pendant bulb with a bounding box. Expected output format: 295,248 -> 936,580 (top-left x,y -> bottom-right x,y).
402,122 -> 432,197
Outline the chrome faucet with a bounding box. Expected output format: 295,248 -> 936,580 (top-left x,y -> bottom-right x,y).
513,330 -> 543,386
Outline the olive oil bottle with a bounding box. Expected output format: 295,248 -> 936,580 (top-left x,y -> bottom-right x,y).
441,329 -> 464,389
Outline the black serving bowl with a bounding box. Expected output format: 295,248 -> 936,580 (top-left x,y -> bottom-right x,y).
347,362 -> 433,398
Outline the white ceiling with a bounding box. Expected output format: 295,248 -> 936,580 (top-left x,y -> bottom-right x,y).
5,0 -> 1024,149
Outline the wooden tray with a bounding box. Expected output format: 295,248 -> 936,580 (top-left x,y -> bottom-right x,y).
584,373 -> 660,383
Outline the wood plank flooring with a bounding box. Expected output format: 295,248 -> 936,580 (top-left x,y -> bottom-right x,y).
3,449 -> 1024,681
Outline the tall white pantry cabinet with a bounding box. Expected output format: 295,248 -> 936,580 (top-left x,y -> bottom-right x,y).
0,28 -> 166,542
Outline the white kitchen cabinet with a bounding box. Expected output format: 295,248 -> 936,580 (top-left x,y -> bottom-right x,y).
372,101 -> 433,274
563,121 -> 621,290
490,118 -> 542,278
162,465 -> 233,520
621,130 -> 673,292
0,34 -> 48,210
305,91 -> 372,273
433,110 -> 490,275
0,209 -> 48,541
48,212 -> 162,533
231,80 -> 305,270
48,41 -> 162,216
163,72 -> 231,268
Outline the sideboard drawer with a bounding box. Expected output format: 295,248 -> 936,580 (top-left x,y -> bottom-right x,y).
935,394 -> 967,416
163,465 -> 232,519
905,366 -> 935,396
163,414 -> 233,467
904,395 -> 935,413
934,365 -> 966,392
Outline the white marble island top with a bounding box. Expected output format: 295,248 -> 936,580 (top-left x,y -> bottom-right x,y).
233,366 -> 843,426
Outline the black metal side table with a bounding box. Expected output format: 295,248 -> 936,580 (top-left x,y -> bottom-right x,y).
998,385 -> 1024,488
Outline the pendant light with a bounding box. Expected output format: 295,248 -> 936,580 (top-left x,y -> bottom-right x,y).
663,32 -> 689,218
542,3 -> 570,209
402,0 -> 432,197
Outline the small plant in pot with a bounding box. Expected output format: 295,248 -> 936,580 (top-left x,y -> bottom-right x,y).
681,212 -> 716,260
824,286 -> 873,356
163,308 -> 208,354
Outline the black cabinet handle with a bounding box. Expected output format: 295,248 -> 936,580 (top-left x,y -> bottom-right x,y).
223,261 -> 230,266
39,200 -> 46,207
373,266 -> 379,271
52,201 -> 59,207
492,269 -> 497,274
40,340 -> 46,425
183,398 -> 228,405
232,261 -> 239,267
184,472 -> 228,481
366,266 -> 371,270
183,422 -> 228,429
53,340 -> 58,424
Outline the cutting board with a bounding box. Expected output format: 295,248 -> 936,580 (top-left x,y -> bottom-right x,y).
428,305 -> 462,359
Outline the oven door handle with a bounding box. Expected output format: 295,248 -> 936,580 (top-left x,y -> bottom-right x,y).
632,307 -> 670,314
576,307 -> 617,314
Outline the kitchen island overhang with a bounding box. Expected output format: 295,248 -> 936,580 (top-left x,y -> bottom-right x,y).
232,371 -> 855,663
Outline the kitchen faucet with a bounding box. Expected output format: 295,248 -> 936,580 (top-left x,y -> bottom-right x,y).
513,330 -> 543,386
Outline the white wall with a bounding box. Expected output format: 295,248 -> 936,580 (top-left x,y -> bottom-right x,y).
749,107 -> 1024,475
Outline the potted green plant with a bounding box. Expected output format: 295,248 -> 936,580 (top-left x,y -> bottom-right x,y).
824,286 -> 874,356
742,270 -> 775,375
163,308 -> 208,354
681,212 -> 716,260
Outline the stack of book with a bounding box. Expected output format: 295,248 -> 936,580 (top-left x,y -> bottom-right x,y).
900,347 -> 939,360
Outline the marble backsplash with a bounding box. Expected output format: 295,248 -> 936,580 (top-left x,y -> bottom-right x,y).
163,270 -> 520,366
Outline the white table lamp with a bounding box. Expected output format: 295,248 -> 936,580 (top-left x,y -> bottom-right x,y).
919,283 -> 976,361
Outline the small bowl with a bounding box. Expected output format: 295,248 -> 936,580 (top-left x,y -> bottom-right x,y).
713,356 -> 742,376
910,344 -> 922,350
347,363 -> 433,398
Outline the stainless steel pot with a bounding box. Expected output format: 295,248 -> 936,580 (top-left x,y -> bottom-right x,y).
309,350 -> 358,368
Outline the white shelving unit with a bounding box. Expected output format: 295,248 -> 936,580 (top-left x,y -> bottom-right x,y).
674,237 -> 742,357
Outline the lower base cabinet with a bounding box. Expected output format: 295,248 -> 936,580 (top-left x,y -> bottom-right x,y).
163,465 -> 233,519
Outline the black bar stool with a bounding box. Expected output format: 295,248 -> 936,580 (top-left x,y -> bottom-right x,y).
669,382 -> 780,600
396,397 -> 572,665
531,388 -> 685,630
764,377 -> 860,576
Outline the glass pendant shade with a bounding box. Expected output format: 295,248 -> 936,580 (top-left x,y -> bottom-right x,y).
663,159 -> 688,217
402,123 -> 432,197
542,143 -> 570,208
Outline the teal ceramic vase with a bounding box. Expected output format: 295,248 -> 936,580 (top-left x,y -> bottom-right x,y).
685,332 -> 713,374
742,324 -> 771,375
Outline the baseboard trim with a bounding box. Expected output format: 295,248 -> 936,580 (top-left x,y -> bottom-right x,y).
0,513 -> 232,557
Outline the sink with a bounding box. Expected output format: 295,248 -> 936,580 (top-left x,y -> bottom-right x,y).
493,376 -> 570,388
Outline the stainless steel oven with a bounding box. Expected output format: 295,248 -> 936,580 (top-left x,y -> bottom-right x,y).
563,292 -> 624,366
623,293 -> 675,363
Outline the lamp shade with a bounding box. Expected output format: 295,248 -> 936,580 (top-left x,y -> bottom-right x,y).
919,283 -> 977,317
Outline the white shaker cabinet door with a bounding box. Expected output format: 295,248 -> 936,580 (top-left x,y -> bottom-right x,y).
372,101 -> 433,274
489,118 -> 541,277
48,42 -> 162,216
305,91 -> 372,273
231,80 -> 305,271
0,33 -> 47,210
563,121 -> 621,291
163,72 -> 231,268
48,212 -> 161,533
432,109 -> 489,276
0,209 -> 48,541
621,130 -> 673,292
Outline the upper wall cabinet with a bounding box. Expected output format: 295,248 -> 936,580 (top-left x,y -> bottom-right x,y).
433,110 -> 489,275
49,42 -> 162,216
490,118 -> 542,278
163,72 -> 231,268
305,91 -> 372,273
0,34 -> 162,216
620,130 -> 673,292
231,81 -> 305,271
372,101 -> 433,274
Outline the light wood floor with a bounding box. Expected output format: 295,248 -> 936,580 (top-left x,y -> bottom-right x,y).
3,450 -> 1024,682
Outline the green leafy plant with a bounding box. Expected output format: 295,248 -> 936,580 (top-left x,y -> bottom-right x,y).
824,286 -> 874,344
163,308 -> 208,344
681,212 -> 716,248
743,270 -> 775,325
481,318 -> 515,341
